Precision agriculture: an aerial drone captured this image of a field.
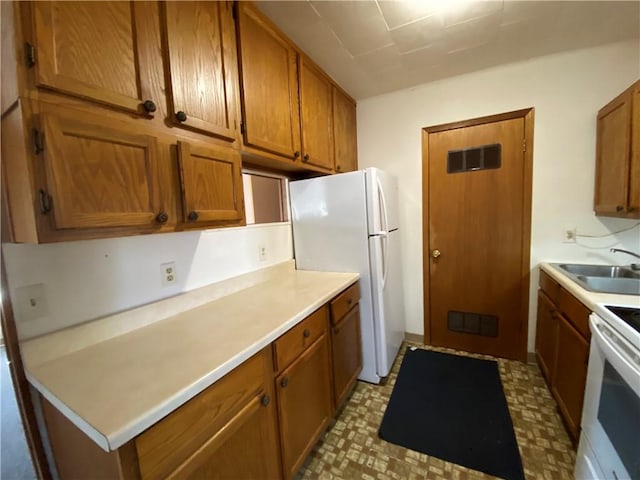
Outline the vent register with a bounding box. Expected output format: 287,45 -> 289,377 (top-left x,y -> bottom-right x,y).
444,142 -> 502,337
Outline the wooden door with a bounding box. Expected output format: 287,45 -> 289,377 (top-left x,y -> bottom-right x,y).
167,394 -> 281,480
177,141 -> 244,226
276,336 -> 332,480
236,3 -> 301,159
39,113 -> 163,230
551,314 -> 589,441
32,2 -> 155,115
162,1 -> 238,141
299,59 -> 333,171
594,89 -> 632,215
332,87 -> 358,173
425,112 -> 532,361
535,291 -> 558,384
331,305 -> 362,408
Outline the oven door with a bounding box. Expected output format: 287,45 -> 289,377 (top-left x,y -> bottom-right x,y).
580,314 -> 640,480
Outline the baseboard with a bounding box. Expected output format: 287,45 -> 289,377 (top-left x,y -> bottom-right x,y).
404,332 -> 424,345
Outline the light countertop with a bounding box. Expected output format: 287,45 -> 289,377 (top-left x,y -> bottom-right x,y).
21,265 -> 359,452
539,262 -> 640,310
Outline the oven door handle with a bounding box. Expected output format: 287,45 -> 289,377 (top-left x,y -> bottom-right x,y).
590,315 -> 640,382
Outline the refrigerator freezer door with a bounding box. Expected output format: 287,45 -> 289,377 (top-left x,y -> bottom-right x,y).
368,228 -> 405,377
366,168 -> 400,234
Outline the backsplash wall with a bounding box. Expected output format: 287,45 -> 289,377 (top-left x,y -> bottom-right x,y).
3,223 -> 293,340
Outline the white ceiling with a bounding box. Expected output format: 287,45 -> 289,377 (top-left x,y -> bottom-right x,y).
256,1 -> 640,100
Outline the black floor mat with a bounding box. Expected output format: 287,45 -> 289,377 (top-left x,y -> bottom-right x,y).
378,348 -> 525,480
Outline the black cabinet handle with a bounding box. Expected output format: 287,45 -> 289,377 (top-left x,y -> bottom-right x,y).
303,328 -> 310,338
142,100 -> 156,113
176,111 -> 187,122
303,154 -> 310,162
156,212 -> 169,224
616,205 -> 624,212
188,211 -> 198,221
280,377 -> 288,388
261,395 -> 270,406
336,165 -> 342,172
347,298 -> 353,305
293,151 -> 300,159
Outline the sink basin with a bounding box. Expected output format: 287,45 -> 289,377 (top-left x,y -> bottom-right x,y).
557,263 -> 640,279
550,263 -> 640,295
575,276 -> 640,296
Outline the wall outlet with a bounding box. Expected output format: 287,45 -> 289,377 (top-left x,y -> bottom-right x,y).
563,227 -> 577,243
258,245 -> 267,262
161,262 -> 177,286
14,283 -> 48,322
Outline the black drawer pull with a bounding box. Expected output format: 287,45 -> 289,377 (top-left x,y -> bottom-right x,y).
261,395 -> 270,407
303,328 -> 310,338
280,377 -> 288,388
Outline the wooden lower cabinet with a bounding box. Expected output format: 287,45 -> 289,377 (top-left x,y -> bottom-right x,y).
535,270 -> 591,442
276,334 -> 333,480
331,305 -> 362,408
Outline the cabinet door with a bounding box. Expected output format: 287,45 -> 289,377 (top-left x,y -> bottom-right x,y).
32,2 -> 154,115
629,82 -> 640,214
332,87 -> 357,173
534,290 -> 558,384
167,393 -> 282,480
331,305 -> 362,408
236,4 -> 301,159
594,89 -> 632,215
299,59 -> 333,171
276,335 -> 332,479
551,314 -> 589,441
177,141 -> 244,226
40,114 -> 162,230
162,1 -> 238,141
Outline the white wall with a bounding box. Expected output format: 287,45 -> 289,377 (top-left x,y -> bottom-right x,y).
357,40 -> 640,351
3,223 -> 293,339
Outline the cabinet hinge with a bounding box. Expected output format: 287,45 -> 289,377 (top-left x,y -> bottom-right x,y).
38,189 -> 52,214
522,138 -> 526,153
32,128 -> 44,154
240,121 -> 245,135
24,42 -> 36,68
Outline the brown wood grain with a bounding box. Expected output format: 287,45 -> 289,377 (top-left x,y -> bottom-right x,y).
1,1 -> 19,115
534,290 -> 558,385
330,304 -> 362,409
594,88 -> 632,216
551,313 -> 589,442
236,2 -> 301,159
176,140 -> 245,225
629,80 -> 640,215
426,115 -> 528,360
276,334 -> 332,480
558,287 -> 591,340
162,1 -> 238,141
299,58 -> 334,171
274,305 -> 328,373
32,2 -> 151,115
329,282 -> 360,325
332,87 -> 358,173
135,350 -> 266,480
539,270 -> 561,305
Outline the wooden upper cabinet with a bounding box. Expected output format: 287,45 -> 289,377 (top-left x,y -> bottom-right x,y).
162,1 -> 239,141
299,58 -> 334,171
594,79 -> 640,218
177,141 -> 244,226
236,3 -> 301,160
39,113 -> 163,231
332,88 -> 358,173
31,2 -> 155,116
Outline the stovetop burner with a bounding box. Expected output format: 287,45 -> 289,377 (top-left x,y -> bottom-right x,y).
604,305 -> 640,335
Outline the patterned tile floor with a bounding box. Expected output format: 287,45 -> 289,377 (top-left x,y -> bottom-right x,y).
297,343 -> 576,480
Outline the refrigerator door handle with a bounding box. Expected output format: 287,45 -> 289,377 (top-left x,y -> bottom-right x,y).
377,177 -> 389,233
381,233 -> 389,289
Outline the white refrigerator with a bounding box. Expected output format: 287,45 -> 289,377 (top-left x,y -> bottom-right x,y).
289,168 -> 405,384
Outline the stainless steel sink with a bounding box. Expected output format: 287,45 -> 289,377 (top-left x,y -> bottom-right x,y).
551,263 -> 640,295
557,263 -> 640,279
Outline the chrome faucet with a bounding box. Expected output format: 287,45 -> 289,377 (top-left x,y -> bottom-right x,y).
610,248 -> 640,270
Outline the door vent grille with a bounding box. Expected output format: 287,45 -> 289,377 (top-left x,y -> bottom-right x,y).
447,311 -> 498,337
447,144 -> 501,174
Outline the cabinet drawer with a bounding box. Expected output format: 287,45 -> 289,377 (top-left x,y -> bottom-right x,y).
539,270 -> 561,305
330,282 -> 360,324
559,288 -> 591,340
274,306 -> 328,372
136,349 -> 267,480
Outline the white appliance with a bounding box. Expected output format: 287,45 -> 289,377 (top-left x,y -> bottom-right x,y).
575,303 -> 640,480
289,168 -> 405,384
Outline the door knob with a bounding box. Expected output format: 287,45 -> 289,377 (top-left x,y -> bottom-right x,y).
432,249 -> 441,259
